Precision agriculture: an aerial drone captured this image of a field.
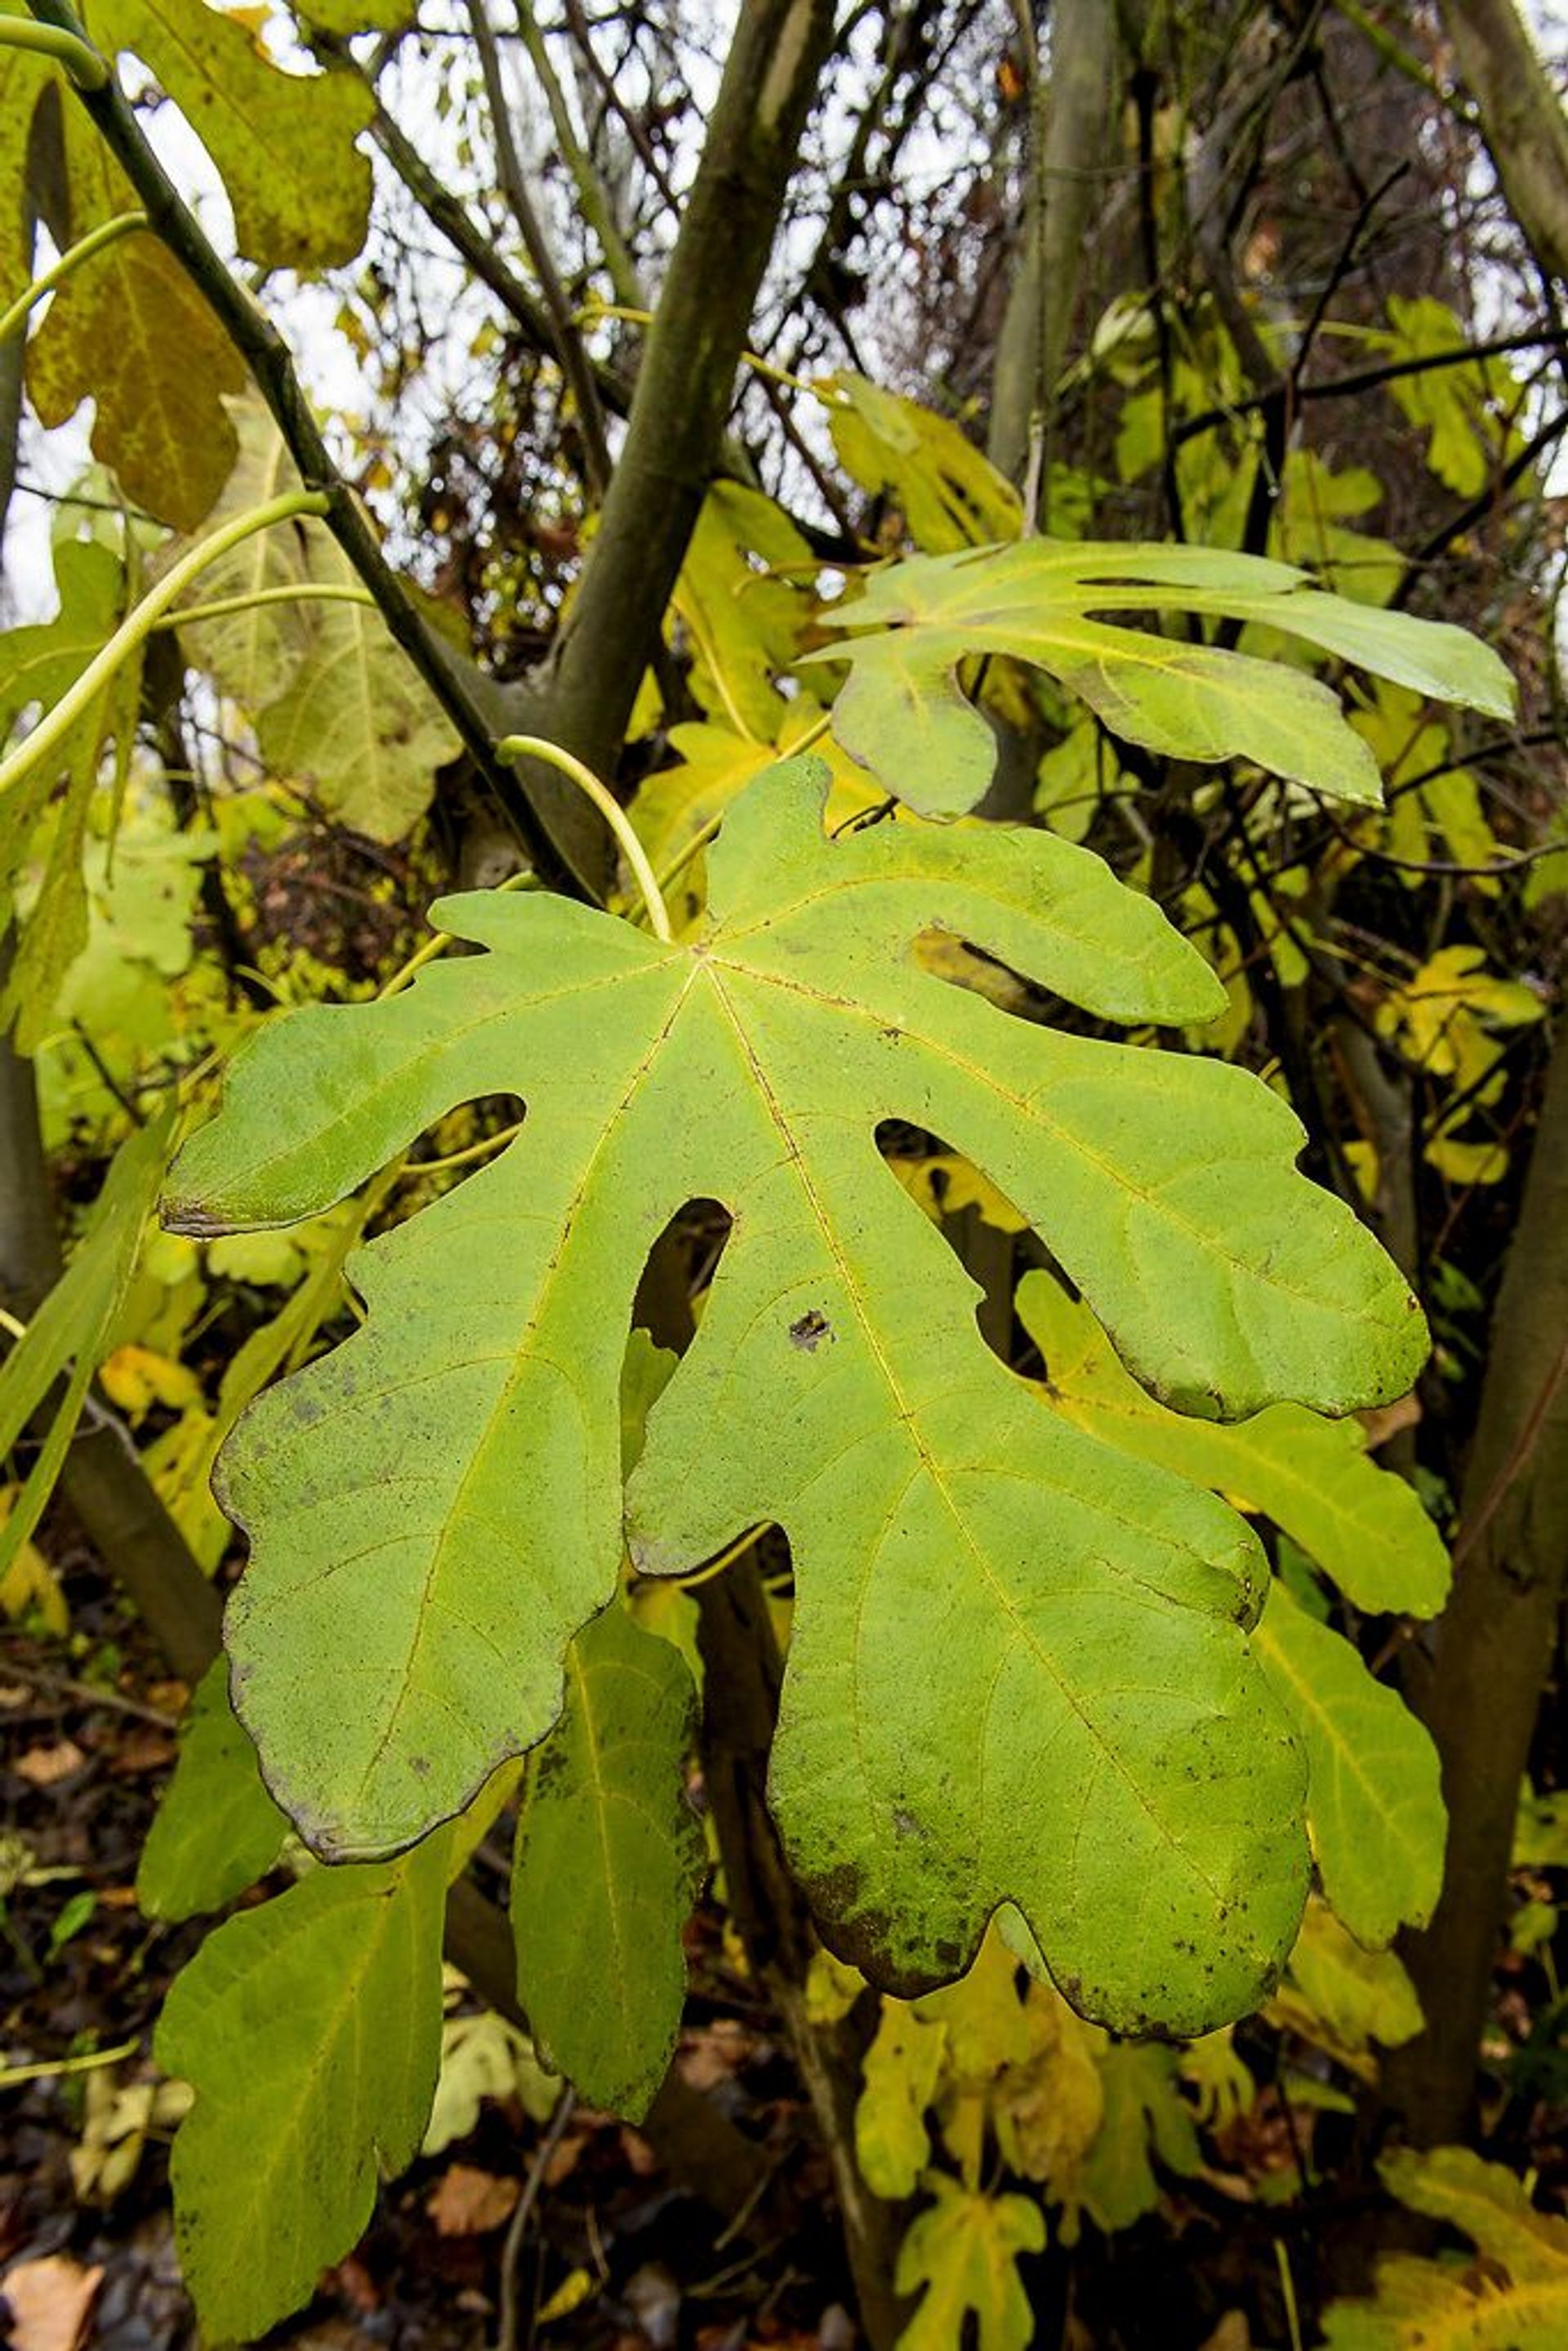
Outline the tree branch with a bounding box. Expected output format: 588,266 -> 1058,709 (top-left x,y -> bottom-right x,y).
25,0 -> 605,893
465,0 -> 613,499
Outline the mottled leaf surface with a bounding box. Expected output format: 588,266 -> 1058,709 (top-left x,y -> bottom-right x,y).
136,1659 -> 288,1921
27,109 -> 243,529
157,1834 -> 448,2344
510,1604 -> 703,2118
166,759 -> 1430,2029
809,539 -> 1514,816
83,0 -> 375,269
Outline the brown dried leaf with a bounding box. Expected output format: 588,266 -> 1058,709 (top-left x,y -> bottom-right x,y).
425,2165 -> 520,2237
15,1741 -> 87,1788
2,2255 -> 104,2351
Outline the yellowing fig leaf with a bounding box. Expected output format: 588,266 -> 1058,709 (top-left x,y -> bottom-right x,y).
0,536 -> 144,1044
822,373 -> 1023,553
165,758 -> 1428,2033
858,2002 -> 947,2199
808,540 -> 1515,816
1325,2146 -> 1568,2349
510,1604 -> 704,2120
26,108 -> 244,531
82,0 -> 376,269
894,2177 -> 1045,2351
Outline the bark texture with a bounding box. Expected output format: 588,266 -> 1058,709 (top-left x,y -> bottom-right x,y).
1386,1028 -> 1568,2142
1441,0 -> 1568,286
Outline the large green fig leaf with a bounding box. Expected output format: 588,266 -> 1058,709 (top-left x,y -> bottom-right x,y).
157,1832 -> 448,2345
510,1603 -> 704,2119
808,540 -> 1515,816
165,757 -> 1428,2032
1013,1273 -> 1446,1944
1254,1585 -> 1443,1948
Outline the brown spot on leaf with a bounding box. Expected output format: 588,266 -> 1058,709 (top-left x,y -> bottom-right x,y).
789,1309 -> 833,1351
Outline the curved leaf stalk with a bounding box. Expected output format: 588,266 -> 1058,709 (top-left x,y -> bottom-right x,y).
496,733 -> 674,940
158,580 -> 376,633
0,11 -> 105,85
0,210 -> 146,345
0,488 -> 331,805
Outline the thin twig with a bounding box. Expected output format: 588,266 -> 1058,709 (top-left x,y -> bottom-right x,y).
495,2087 -> 577,2351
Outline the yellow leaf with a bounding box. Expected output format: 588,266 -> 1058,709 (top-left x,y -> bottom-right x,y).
99,1344 -> 202,1419
0,1489 -> 68,1634
1325,2145 -> 1568,2347
857,2001 -> 947,2200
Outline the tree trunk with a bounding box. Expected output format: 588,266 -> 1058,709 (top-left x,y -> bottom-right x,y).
1440,0 -> 1568,287
1384,1026 -> 1568,2143
987,0 -> 1119,492
530,0 -> 839,783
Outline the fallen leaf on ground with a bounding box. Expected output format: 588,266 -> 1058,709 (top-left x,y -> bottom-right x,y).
14,1742 -> 87,1788
2,2255 -> 105,2351
109,1729 -> 176,1777
425,2164 -> 520,2236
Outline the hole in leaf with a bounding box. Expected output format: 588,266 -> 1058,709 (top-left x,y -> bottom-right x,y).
631,1196 -> 734,1360
875,1123 -> 1055,1373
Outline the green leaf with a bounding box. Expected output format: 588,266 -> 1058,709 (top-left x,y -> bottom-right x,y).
1253,1584 -> 1444,1946
0,537 -> 148,1045
895,2176 -> 1045,2351
285,0 -> 414,31
858,2002 -> 947,2199
510,1603 -> 704,2120
0,1109 -> 172,1578
1078,2044 -> 1203,2233
27,108 -> 244,530
82,0 -> 375,269
158,1832 -> 449,2344
1015,1270 -> 1448,1617
136,1659 -> 288,1921
807,539 -> 1514,817
1325,2147 -> 1568,2348
165,759 -> 1430,2030
0,5 -> 52,304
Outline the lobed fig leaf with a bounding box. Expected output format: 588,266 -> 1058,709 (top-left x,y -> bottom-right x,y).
165,757 -> 1430,2033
